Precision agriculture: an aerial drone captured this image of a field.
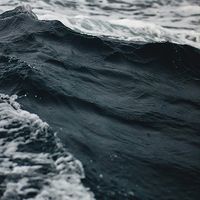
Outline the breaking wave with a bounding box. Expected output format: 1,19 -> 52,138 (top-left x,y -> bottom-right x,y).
0,1 -> 200,49
0,94 -> 94,200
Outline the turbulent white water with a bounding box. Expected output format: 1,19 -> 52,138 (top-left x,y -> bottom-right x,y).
0,94 -> 94,200
0,0 -> 199,48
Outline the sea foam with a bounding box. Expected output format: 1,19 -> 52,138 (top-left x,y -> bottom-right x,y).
0,0 -> 199,49
0,94 -> 94,200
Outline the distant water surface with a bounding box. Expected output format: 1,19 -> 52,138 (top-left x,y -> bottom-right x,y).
0,0 -> 200,48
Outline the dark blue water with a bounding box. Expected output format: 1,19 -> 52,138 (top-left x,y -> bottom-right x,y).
0,7 -> 200,200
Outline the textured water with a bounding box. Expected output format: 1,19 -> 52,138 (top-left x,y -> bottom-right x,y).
0,3 -> 200,200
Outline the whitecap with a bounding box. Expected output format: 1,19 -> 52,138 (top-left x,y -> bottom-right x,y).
0,0 -> 199,49
0,93 -> 95,200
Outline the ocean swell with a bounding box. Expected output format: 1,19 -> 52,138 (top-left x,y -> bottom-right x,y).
0,6 -> 200,200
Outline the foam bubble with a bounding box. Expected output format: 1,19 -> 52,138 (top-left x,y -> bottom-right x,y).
0,93 -> 95,200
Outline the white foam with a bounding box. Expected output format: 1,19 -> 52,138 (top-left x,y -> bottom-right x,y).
0,94 -> 95,200
0,0 -> 199,48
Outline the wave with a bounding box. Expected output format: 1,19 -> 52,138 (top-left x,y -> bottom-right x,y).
0,6 -> 200,200
0,2 -> 200,49
37,15 -> 200,49
0,6 -> 200,133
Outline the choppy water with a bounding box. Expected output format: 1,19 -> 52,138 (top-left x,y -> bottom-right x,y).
0,2 -> 200,200
0,0 -> 200,48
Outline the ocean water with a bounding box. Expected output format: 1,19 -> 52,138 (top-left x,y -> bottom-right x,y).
0,1 -> 200,200
0,0 -> 200,48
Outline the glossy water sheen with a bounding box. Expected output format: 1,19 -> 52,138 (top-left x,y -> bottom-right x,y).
0,6 -> 200,200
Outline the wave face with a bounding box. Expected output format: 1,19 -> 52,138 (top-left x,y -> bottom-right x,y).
0,0 -> 200,48
0,6 -> 200,200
